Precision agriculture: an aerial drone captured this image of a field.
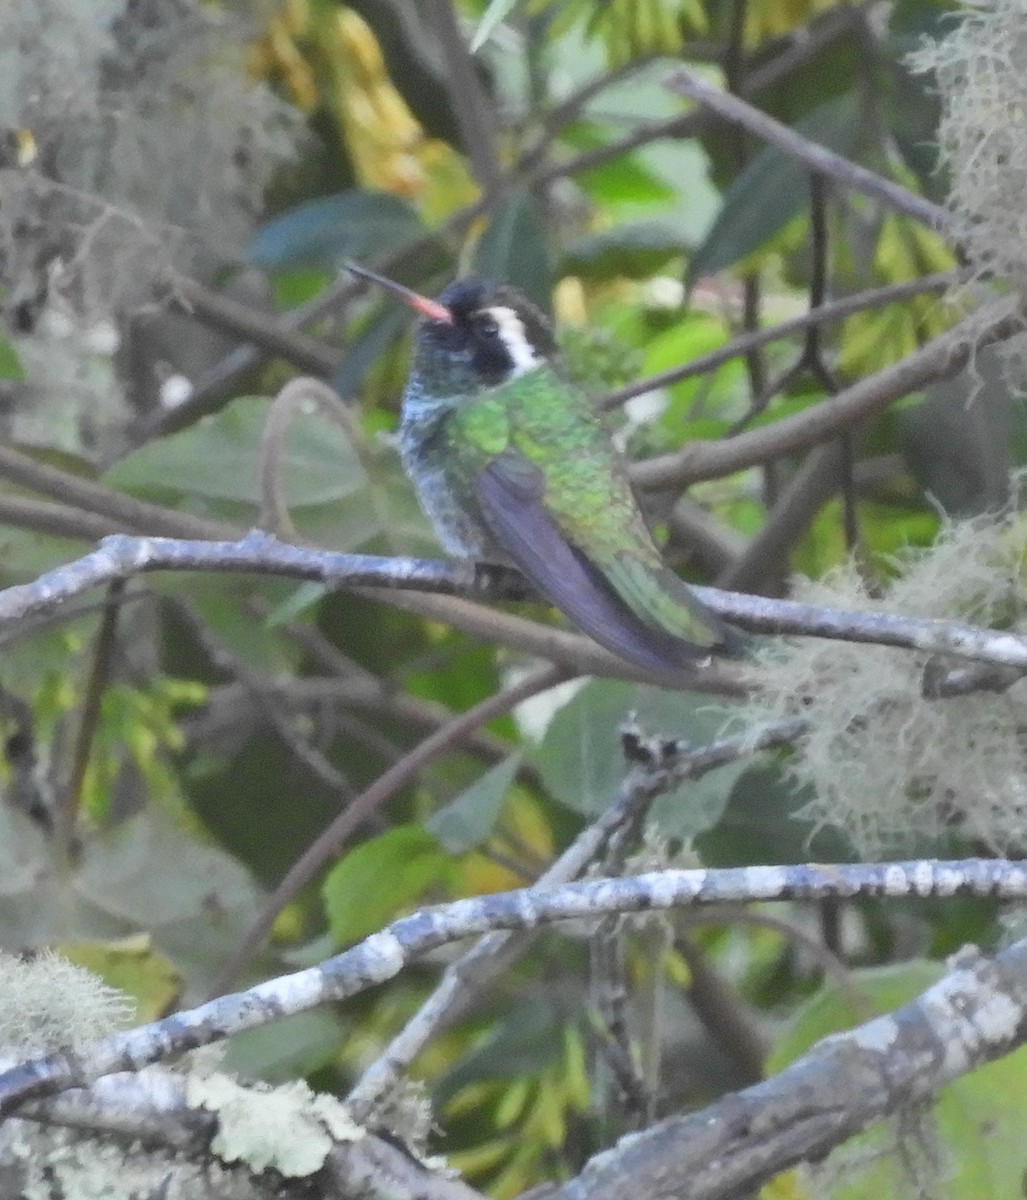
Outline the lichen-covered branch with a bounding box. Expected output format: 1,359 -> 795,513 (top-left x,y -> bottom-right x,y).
347,717 -> 808,1119
1,860 -> 1026,1116
536,941 -> 1027,1200
9,1067 -> 486,1200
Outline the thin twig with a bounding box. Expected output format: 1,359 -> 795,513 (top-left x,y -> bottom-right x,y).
538,940 -> 1027,1200
171,276 -> 339,376
0,496 -> 123,542
263,621 -> 520,767
529,4 -> 859,193
632,298 -> 1023,488
0,444 -> 239,540
347,716 -> 808,1118
602,271 -> 959,411
175,599 -> 358,802
365,587 -> 749,694
669,68 -> 952,232
131,6 -> 858,440
56,580 -> 126,863
716,440 -> 852,592
675,933 -> 766,1085
423,0 -> 503,194
210,664 -> 569,995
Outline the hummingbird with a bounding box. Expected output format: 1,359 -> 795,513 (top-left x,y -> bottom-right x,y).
347,263 -> 740,677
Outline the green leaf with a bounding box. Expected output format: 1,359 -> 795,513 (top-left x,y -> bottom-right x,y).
470,0 -> 520,51
473,193 -> 553,312
690,93 -> 862,281
263,582 -> 328,628
534,680 -> 740,836
694,762 -> 853,867
0,806 -> 264,991
104,397 -> 366,508
322,824 -> 453,947
56,936 -> 180,1023
332,303 -> 411,396
427,753 -> 523,853
0,336 -> 24,381
768,963 -> 1027,1199
563,122 -> 676,207
247,190 -> 423,270
562,222 -> 689,281
435,999 -> 567,1105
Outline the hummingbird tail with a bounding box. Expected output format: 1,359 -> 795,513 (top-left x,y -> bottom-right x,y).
599,557 -> 741,656
474,462 -> 731,675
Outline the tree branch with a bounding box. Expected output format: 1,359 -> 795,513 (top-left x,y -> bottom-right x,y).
210,665 -> 569,995
1,860 -> 1026,1116
171,276 -> 339,376
529,3 -> 859,192
668,68 -> 952,232
423,0 -> 503,194
11,1068 -> 487,1200
602,272 -> 964,412
536,940 -> 1027,1200
0,445 -> 238,540
631,298 -> 1023,489
347,716 -> 806,1119
3,533 -> 1027,671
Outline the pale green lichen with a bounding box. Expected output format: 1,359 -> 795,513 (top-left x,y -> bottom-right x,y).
8,1121 -> 284,1199
735,511 -> 1027,857
0,950 -> 133,1055
186,1073 -> 363,1177
909,0 -> 1027,295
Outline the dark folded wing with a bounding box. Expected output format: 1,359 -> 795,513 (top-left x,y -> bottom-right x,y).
473,453 -> 711,674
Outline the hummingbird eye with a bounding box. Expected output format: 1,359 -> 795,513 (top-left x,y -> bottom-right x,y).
475,314 -> 500,339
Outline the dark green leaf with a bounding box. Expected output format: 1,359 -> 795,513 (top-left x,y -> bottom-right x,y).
332,304 -> 411,396
435,999 -> 567,1105
104,398 -> 366,507
694,762 -> 853,867
0,336 -> 24,381
427,753 -> 523,853
535,680 -> 740,836
322,824 -> 453,947
473,194 -> 553,311
247,190 -> 423,270
562,222 -> 689,281
690,94 -> 862,281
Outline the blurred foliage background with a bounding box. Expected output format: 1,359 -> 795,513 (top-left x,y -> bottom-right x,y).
0,0 -> 1024,1196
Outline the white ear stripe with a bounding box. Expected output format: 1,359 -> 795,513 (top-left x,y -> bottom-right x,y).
488,306 -> 543,378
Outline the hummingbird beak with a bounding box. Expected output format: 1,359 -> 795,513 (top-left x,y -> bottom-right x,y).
346,262 -> 453,323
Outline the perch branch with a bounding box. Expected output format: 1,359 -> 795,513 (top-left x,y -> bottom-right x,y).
0,861 -> 1025,1116
4,533 -> 1027,671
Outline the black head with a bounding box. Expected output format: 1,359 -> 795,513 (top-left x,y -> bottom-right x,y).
415,278 -> 556,390
346,263 -> 556,395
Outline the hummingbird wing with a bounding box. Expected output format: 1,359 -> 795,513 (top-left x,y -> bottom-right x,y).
474,451 -> 729,674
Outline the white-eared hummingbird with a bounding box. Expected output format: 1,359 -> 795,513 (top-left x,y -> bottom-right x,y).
348,263 -> 740,677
